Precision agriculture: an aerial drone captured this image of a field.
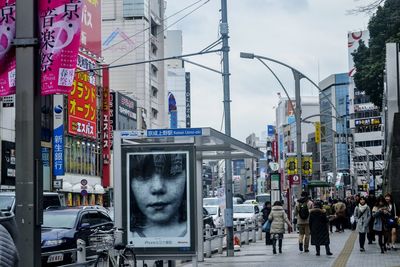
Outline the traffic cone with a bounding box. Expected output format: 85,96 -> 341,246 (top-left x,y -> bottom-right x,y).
234,235 -> 241,251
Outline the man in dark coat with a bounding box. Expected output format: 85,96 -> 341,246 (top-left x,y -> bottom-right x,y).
309,201 -> 333,256
366,191 -> 376,243
261,201 -> 272,245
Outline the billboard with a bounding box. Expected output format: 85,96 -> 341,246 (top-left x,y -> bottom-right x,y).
80,0 -> 102,56
121,146 -> 196,256
1,140 -> 15,186
53,95 -> 65,176
267,125 -> 275,136
285,156 -> 297,175
67,59 -> 97,139
348,30 -> 369,76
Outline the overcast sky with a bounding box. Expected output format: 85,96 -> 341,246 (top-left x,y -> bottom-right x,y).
165,0 -> 372,142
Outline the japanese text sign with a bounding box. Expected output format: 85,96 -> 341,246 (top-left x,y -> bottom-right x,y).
68,65 -> 97,139
39,0 -> 83,95
0,0 -> 16,96
81,0 -> 101,56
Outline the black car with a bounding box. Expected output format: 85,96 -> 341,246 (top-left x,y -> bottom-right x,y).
203,207 -> 215,230
41,206 -> 113,266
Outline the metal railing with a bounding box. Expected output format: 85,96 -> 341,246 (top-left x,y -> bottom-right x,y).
40,218 -> 266,265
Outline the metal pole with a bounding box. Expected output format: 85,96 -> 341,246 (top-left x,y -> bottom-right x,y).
332,134 -> 337,197
221,0 -> 234,257
294,71 -> 302,198
15,0 -> 42,266
366,151 -> 370,191
372,158 -> 376,192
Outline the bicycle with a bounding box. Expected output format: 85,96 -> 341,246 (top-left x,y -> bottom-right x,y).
89,227 -> 137,267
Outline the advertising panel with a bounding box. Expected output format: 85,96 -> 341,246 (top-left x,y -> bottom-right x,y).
285,156 -> 297,175
39,0 -> 83,95
267,125 -> 275,136
314,122 -> 321,144
348,30 -> 370,76
81,0 -> 101,56
0,0 -> 16,96
355,117 -> 381,127
121,145 -> 196,256
53,95 -> 65,176
1,140 -> 15,186
302,156 -> 313,176
185,72 -> 191,128
118,92 -> 137,120
68,57 -> 97,139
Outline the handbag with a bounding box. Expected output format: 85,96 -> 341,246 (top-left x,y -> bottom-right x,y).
262,220 -> 271,232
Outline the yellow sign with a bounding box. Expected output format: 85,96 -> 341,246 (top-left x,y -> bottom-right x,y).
315,122 -> 321,144
286,157 -> 297,175
302,156 -> 313,176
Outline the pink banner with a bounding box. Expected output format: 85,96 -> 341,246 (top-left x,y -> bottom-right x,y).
0,0 -> 16,96
39,0 -> 83,95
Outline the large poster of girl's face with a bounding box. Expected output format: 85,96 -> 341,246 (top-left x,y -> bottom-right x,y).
126,151 -> 191,248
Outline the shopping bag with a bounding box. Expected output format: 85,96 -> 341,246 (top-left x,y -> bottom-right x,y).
262,220 -> 271,232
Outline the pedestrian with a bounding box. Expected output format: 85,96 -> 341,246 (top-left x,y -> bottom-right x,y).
366,191 -> 377,244
294,191 -> 313,252
268,201 -> 292,254
261,201 -> 273,245
0,211 -> 19,267
354,196 -> 371,252
372,196 -> 390,253
309,201 -> 333,256
129,153 -> 188,238
384,193 -> 398,250
334,199 -> 346,232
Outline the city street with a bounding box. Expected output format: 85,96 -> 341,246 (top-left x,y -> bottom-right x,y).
180,231 -> 400,267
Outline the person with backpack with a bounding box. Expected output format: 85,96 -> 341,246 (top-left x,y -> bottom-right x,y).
354,196 -> 371,252
334,199 -> 346,232
294,191 -> 313,252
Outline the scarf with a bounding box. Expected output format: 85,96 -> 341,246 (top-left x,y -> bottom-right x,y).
358,203 -> 367,214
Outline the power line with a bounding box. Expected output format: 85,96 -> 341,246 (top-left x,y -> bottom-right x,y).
108,0 -> 211,66
99,0 -> 207,56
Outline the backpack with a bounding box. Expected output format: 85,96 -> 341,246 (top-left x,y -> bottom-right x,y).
298,202 -> 309,220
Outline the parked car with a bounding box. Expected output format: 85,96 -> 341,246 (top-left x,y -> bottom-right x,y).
233,204 -> 260,224
203,197 -> 242,206
41,206 -> 113,266
204,205 -> 224,228
243,199 -> 258,205
202,207 -> 215,229
0,191 -> 65,213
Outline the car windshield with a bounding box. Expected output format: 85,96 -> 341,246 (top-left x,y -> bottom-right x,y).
43,211 -> 77,229
205,206 -> 218,215
233,205 -> 254,213
0,195 -> 14,211
203,198 -> 219,206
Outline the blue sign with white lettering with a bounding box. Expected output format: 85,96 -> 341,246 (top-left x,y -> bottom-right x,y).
147,128 -> 203,137
267,125 -> 275,136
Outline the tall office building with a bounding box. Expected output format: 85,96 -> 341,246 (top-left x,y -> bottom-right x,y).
102,0 -> 167,129
318,73 -> 350,186
348,30 -> 384,193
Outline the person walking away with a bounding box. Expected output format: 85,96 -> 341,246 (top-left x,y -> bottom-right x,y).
261,201 -> 272,245
309,201 -> 333,256
366,191 -> 377,244
334,199 -> 346,232
268,201 -> 292,254
372,196 -> 390,253
354,196 -> 371,252
384,193 -> 398,250
323,200 -> 334,233
294,191 -> 313,252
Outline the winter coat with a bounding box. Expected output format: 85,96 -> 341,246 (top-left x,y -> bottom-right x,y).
261,206 -> 271,224
354,204 -> 371,233
268,205 -> 290,234
309,208 -> 330,246
0,219 -> 18,267
372,206 -> 390,232
294,197 -> 313,225
334,201 -> 346,218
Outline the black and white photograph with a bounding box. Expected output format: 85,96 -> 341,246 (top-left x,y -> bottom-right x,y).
126,151 -> 191,248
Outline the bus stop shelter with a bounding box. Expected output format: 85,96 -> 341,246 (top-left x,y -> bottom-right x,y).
112,127 -> 263,265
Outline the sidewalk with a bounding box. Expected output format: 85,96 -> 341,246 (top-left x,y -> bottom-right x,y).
178,231 -> 400,267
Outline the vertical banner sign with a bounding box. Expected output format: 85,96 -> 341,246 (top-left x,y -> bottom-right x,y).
53,95 -> 65,176
0,0 -> 16,96
102,66 -> 110,188
285,156 -> 297,175
185,72 -> 191,128
315,122 -> 321,144
39,0 -> 83,95
302,156 -> 312,176
68,54 -> 97,139
271,173 -> 280,190
80,0 -> 102,57
168,92 -> 177,128
272,139 -> 278,161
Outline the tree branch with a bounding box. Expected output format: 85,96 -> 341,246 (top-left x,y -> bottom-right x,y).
347,0 -> 385,15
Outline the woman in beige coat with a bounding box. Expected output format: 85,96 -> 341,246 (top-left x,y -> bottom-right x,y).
268,201 -> 292,254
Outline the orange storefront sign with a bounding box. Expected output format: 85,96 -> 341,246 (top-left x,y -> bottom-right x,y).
68,69 -> 97,139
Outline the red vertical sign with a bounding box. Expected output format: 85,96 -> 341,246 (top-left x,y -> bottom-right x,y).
102,66 -> 110,188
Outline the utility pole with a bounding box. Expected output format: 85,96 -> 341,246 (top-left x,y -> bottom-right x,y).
293,71 -> 303,197
15,0 -> 42,266
220,0 -> 234,257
